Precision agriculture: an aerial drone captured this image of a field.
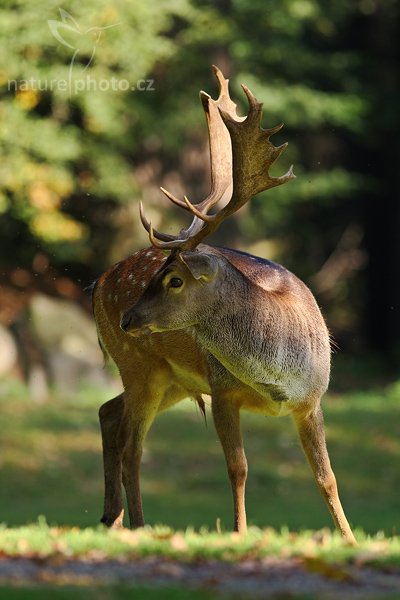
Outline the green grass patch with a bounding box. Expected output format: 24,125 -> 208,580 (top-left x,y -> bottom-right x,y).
0,376 -> 399,536
0,586 -> 217,600
0,519 -> 399,569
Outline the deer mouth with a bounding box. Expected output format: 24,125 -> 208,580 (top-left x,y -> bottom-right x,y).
127,325 -> 154,337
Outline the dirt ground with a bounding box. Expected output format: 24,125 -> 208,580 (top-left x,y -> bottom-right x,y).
1,556 -> 400,599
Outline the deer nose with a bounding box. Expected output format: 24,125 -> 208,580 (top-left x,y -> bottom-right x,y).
121,309 -> 152,336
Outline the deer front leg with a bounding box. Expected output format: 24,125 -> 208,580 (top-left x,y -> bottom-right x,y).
294,405 -> 356,545
121,426 -> 146,529
212,394 -> 248,534
121,396 -> 159,529
99,394 -> 126,528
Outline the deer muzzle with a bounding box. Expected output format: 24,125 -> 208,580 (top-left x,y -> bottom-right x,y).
120,308 -> 154,336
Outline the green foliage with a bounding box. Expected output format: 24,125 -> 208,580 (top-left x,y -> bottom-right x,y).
0,0 -> 200,265
0,0 -> 399,354
0,1 -> 382,253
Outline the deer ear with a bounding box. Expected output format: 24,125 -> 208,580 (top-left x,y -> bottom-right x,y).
180,252 -> 218,282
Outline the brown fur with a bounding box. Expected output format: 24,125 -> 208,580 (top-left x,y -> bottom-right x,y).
94,245 -> 356,543
94,66 -> 355,543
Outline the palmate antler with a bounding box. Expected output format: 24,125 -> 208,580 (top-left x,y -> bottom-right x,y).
140,65 -> 295,251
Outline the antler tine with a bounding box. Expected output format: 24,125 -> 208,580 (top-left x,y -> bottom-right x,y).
138,200 -> 151,232
160,187 -> 189,211
264,122 -> 284,138
160,187 -> 214,222
241,84 -> 263,126
139,201 -> 177,243
148,221 -> 168,249
146,219 -> 192,250
212,63 -> 230,97
269,163 -> 295,187
182,196 -> 214,222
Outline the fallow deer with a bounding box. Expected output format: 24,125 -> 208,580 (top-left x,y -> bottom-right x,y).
93,66 -> 356,544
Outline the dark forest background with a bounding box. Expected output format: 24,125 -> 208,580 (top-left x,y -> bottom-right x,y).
0,0 -> 399,382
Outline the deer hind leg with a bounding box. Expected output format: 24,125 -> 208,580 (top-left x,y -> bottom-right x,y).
99,393 -> 126,528
294,404 -> 356,545
212,395 -> 248,534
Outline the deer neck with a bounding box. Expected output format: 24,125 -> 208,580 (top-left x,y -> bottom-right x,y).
191,264 -> 276,390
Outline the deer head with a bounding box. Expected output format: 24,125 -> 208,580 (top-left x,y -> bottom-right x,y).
122,66 -> 295,335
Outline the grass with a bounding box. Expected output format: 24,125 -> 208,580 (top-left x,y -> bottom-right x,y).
0,376 -> 400,596
0,377 -> 400,531
0,519 -> 399,567
0,587 -> 218,600
0,377 -> 400,534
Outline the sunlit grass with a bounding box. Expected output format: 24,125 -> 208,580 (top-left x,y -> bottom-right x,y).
0,518 -> 399,568
0,376 -> 399,535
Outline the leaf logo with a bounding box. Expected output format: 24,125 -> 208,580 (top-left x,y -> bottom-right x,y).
48,9 -> 120,73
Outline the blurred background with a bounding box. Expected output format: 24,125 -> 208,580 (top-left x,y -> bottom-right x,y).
0,0 -> 399,533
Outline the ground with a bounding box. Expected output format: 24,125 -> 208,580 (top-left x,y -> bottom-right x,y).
0,373 -> 399,598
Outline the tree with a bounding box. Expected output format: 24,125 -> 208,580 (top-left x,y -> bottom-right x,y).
1,0 -> 398,363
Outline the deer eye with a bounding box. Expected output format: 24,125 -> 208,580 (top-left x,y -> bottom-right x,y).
169,277 -> 183,288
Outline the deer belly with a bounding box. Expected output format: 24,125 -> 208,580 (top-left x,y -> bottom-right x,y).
216,348 -> 314,404
231,382 -> 294,417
